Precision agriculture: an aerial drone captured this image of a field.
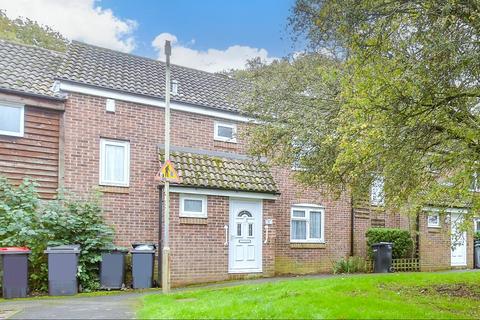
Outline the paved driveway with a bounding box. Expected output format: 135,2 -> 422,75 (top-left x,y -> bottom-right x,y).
0,292 -> 144,319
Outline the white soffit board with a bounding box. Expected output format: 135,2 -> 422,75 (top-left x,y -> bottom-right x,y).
170,187 -> 277,200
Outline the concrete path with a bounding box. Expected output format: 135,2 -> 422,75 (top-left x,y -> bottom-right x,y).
0,292 -> 143,319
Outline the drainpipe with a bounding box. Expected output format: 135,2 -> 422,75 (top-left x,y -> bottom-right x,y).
415,212 -> 420,258
158,185 -> 164,286
350,194 -> 355,257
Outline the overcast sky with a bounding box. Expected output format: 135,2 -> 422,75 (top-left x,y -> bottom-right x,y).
0,0 -> 297,72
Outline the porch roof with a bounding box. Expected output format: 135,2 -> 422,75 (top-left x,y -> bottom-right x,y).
159,149 -> 279,194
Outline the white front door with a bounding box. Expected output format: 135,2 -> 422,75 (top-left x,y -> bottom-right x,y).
451,212 -> 467,266
228,199 -> 262,273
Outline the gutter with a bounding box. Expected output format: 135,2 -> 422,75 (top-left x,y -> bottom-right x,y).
0,87 -> 66,102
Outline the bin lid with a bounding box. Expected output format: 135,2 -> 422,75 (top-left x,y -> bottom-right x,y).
102,246 -> 129,253
132,243 -> 157,250
372,242 -> 394,247
0,247 -> 31,254
131,248 -> 156,254
45,244 -> 81,254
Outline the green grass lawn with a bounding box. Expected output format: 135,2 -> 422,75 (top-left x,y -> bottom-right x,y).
138,271 -> 480,319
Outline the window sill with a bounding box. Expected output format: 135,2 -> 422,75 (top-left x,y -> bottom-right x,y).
179,217 -> 207,225
214,138 -> 237,144
427,226 -> 441,233
0,132 -> 23,138
99,186 -> 129,194
290,242 -> 326,249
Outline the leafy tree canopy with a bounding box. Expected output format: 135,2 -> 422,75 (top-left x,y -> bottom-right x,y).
241,0 -> 480,217
0,9 -> 68,51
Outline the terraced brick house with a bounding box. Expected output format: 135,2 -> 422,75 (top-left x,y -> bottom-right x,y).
0,39 -> 475,286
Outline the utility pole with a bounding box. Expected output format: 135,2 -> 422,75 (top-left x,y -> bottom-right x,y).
162,40 -> 171,293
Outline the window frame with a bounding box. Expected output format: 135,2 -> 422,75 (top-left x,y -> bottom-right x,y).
214,121 -> 237,143
290,205 -> 325,243
179,194 -> 208,218
0,102 -> 24,137
99,138 -> 130,187
474,218 -> 480,233
370,175 -> 385,206
427,212 -> 441,228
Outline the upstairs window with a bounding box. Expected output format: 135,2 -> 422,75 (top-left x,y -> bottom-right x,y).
427,212 -> 440,228
290,205 -> 325,243
100,139 -> 130,187
214,122 -> 237,143
470,172 -> 480,192
370,176 -> 385,206
0,102 -> 24,137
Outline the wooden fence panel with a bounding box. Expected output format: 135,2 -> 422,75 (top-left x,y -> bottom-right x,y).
367,258 -> 420,272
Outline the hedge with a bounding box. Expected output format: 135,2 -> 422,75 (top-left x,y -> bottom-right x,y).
366,227 -> 414,259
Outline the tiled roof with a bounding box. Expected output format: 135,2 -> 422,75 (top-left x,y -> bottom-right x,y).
0,40 -> 65,99
56,41 -> 246,112
160,151 -> 278,194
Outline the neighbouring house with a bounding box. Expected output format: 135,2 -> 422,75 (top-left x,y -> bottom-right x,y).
0,39 -> 475,286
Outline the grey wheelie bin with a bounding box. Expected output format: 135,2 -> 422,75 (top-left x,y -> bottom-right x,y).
45,245 -> 80,296
475,240 -> 480,269
100,247 -> 128,290
372,242 -> 393,273
131,243 -> 156,289
0,247 -> 31,298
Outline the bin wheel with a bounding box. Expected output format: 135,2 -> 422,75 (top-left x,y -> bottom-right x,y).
389,267 -> 395,273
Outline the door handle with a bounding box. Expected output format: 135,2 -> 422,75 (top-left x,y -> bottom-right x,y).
224,225 -> 228,246
264,225 -> 269,244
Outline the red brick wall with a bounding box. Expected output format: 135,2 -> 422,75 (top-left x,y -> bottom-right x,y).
61,91 -> 474,286
62,93 -> 279,285
169,195 -> 276,287
353,211 -> 413,258
271,167 -> 352,274
419,212 -> 474,271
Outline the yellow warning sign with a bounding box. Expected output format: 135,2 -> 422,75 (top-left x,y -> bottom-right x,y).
158,160 -> 180,182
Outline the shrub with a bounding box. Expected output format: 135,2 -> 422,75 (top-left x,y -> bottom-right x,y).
332,256 -> 367,274
475,232 -> 480,241
0,177 -> 114,292
366,228 -> 414,259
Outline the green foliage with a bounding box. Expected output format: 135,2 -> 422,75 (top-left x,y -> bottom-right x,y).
0,177 -> 114,292
0,10 -> 67,51
332,256 -> 367,274
242,0 -> 480,226
475,232 -> 480,241
366,228 -> 414,259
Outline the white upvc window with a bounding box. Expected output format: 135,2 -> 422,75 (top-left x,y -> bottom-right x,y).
370,175 -> 385,206
214,122 -> 237,143
99,139 -> 130,187
474,218 -> 480,233
290,205 -> 325,243
179,194 -> 207,218
470,172 -> 480,192
427,212 -> 441,228
0,102 -> 24,137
